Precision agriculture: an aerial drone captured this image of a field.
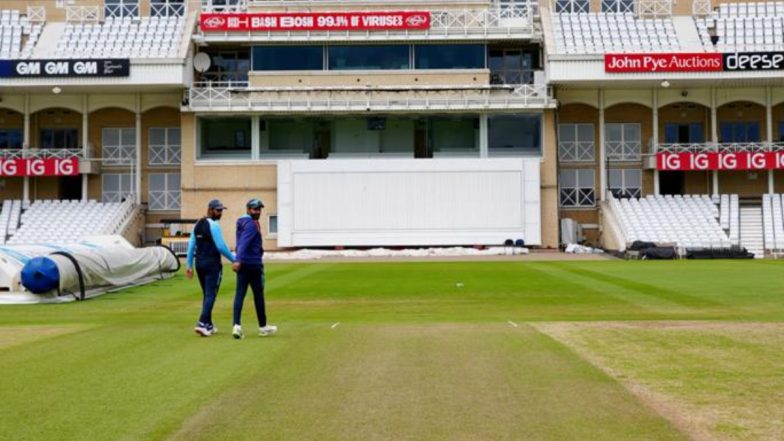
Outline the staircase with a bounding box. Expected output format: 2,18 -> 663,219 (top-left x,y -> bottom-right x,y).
32,22 -> 65,58
672,16 -> 705,51
740,206 -> 764,258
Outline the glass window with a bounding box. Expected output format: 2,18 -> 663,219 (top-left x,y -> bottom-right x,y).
40,129 -> 78,149
265,119 -> 315,157
151,0 -> 184,17
102,128 -> 136,165
488,114 -> 541,155
609,169 -> 642,199
559,169 -> 595,208
605,123 -> 641,161
148,127 -> 181,165
602,0 -> 634,12
414,44 -> 485,69
253,46 -> 324,71
555,0 -> 590,12
429,116 -> 479,157
0,129 -> 22,149
558,123 -> 595,162
719,122 -> 761,143
102,173 -> 133,203
664,123 -> 704,144
268,215 -> 278,236
148,173 -> 181,211
105,0 -> 139,18
488,48 -> 537,84
328,45 -> 409,70
201,50 -> 250,83
199,117 -> 251,159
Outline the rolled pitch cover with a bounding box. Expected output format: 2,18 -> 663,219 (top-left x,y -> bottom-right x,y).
20,256 -> 60,294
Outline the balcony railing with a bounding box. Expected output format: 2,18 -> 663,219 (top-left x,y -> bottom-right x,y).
151,0 -> 187,17
66,6 -> 99,22
186,81 -> 555,111
606,141 -> 641,161
657,142 -> 784,153
0,148 -> 90,159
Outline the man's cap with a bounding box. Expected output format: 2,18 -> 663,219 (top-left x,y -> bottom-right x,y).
208,199 -> 226,210
246,198 -> 265,209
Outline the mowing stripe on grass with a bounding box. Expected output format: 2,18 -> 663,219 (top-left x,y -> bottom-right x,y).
548,262 -> 724,308
168,324 -> 686,441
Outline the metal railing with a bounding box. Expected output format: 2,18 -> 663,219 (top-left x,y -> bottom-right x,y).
0,148 -> 89,159
26,6 -> 46,23
66,6 -> 100,23
658,142 -> 784,153
151,0 -> 187,17
558,141 -> 595,162
105,3 -> 140,19
692,0 -> 712,17
102,146 -> 137,166
636,0 -> 672,18
606,141 -> 641,161
186,82 -> 554,111
149,144 -> 182,166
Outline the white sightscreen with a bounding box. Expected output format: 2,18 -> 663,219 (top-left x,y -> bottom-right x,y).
277,158 -> 541,247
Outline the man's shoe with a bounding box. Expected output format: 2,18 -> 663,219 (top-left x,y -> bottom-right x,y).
259,325 -> 278,336
232,324 -> 244,339
195,323 -> 211,337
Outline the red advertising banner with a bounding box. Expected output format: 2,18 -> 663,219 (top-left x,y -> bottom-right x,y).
605,53 -> 723,73
200,12 -> 431,32
657,152 -> 784,171
0,158 -> 79,177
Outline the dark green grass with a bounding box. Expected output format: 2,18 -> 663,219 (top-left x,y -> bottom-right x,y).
0,260 -> 782,440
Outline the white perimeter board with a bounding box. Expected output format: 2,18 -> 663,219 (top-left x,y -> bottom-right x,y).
277,158 -> 541,247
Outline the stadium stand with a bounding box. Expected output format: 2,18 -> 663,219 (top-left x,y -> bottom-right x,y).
0,9 -> 43,59
696,2 -> 784,50
552,12 -> 679,53
55,16 -> 184,59
6,199 -> 135,245
762,194 -> 784,251
610,195 -> 734,250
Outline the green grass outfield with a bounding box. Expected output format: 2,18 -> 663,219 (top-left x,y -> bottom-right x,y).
1,259 -> 784,441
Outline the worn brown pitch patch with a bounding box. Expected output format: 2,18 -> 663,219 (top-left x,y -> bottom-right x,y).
534,321 -> 784,441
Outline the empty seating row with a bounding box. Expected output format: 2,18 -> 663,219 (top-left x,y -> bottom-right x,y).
696,16 -> 784,51
0,9 -> 42,59
0,200 -> 22,244
762,194 -> 784,250
54,16 -> 185,59
7,199 -> 134,245
552,12 -> 679,54
716,2 -> 784,17
611,194 -> 734,250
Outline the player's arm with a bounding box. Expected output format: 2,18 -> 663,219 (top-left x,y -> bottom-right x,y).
233,218 -> 245,271
209,219 -> 236,262
185,230 -> 196,279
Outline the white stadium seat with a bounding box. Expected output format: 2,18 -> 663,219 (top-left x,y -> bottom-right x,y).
0,9 -> 43,59
610,194 -> 735,251
551,12 -> 680,54
697,2 -> 784,51
5,199 -> 135,245
55,16 -> 184,59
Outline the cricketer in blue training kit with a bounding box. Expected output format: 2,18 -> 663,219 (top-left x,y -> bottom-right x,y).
231,198 -> 277,339
186,199 -> 236,337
